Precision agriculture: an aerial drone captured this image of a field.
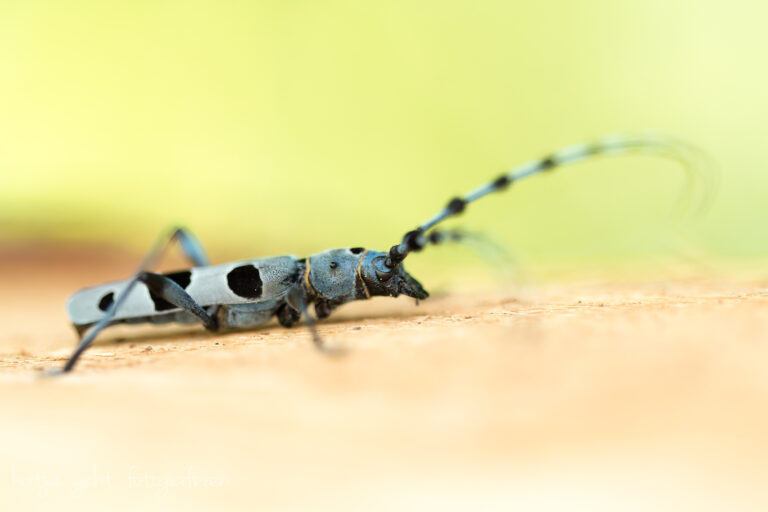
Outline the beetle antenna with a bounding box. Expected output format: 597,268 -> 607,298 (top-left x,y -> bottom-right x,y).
385,132 -> 713,267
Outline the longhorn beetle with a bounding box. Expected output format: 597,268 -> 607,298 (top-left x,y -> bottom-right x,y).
55,133 -> 704,374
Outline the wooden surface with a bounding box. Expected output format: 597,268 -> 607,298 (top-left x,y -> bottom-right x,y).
2,248 -> 768,511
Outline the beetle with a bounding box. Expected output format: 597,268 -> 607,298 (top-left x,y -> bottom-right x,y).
54,133 -> 704,374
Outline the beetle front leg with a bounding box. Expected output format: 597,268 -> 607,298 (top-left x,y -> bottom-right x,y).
285,286 -> 342,355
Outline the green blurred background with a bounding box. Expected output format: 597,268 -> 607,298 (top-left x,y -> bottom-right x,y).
1,0 -> 765,280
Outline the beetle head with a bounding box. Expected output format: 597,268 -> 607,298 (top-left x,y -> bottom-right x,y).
305,248 -> 428,305
359,250 -> 429,300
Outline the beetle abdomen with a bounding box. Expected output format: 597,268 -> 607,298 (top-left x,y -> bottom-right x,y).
67,256 -> 299,326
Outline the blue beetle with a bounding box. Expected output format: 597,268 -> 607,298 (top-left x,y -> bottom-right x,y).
58,133 -> 703,373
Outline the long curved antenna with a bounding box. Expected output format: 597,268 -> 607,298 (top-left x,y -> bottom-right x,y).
422,228 -> 512,265
385,133 -> 715,267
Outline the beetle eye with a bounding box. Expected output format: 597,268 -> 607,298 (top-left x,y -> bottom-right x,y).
329,261 -> 338,270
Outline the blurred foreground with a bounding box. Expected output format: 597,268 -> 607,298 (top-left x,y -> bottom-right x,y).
2,247 -> 768,511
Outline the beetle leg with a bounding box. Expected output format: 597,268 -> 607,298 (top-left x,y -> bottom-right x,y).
137,272 -> 217,331
276,303 -> 301,327
286,286 -> 343,355
49,272 -> 218,376
141,226 -> 210,269
169,226 -> 210,267
50,226 -> 212,375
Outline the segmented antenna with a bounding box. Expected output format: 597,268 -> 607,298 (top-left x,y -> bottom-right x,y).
385,133 -> 713,267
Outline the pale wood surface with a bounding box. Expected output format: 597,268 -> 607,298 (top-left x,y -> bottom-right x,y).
2,248 -> 768,511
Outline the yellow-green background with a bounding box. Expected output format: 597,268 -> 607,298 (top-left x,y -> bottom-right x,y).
1,1 -> 765,278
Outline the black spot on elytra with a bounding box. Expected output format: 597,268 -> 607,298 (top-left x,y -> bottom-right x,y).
165,270 -> 191,289
349,247 -> 364,254
149,295 -> 176,311
329,261 -> 338,269
148,270 -> 193,312
98,292 -> 114,311
227,264 -> 263,299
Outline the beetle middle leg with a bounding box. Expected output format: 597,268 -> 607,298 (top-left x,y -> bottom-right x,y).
285,286 -> 342,355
